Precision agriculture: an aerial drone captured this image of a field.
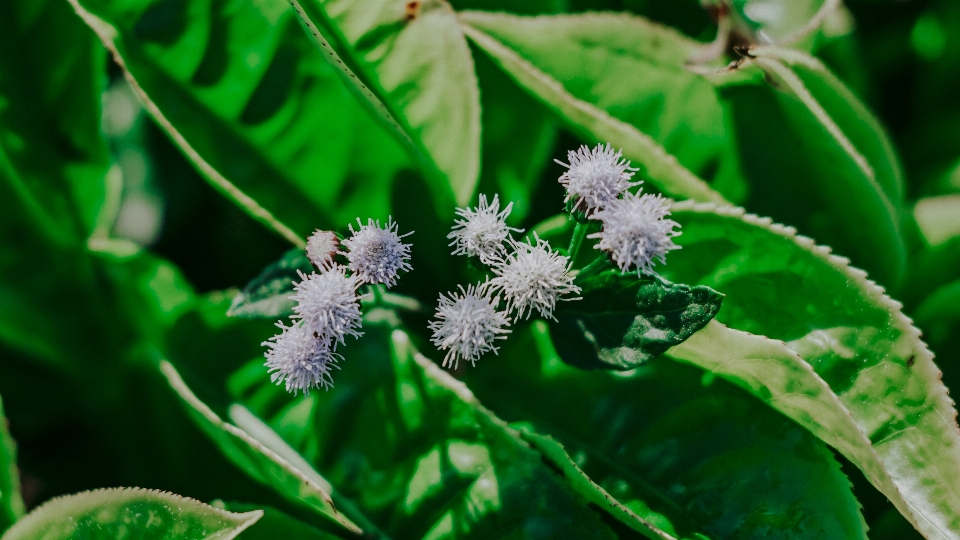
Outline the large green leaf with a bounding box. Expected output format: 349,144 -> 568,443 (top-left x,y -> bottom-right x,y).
222,504 -> 345,540
458,11 -> 730,205
717,50 -> 905,286
463,323 -> 867,540
229,322 -> 626,539
661,201 -> 960,540
0,0 -> 109,247
290,0 -> 480,207
550,267 -> 723,370
68,0 -> 411,245
1,488 -> 261,540
0,394 -> 24,534
160,361 -> 360,535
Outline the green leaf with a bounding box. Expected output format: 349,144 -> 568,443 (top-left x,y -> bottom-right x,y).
230,322 -> 623,538
159,361 -> 361,536
68,0 -> 410,245
1,488 -> 261,540
222,504 -> 344,540
550,268 -> 723,370
228,249 -> 312,319
463,324 -> 867,540
290,0 -> 480,206
0,394 -> 24,534
458,11 -> 730,205
912,280 -> 960,394
718,50 -> 906,286
661,201 -> 960,540
0,0 -> 109,246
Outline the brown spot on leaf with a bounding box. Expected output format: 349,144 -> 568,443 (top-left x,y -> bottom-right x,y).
404,0 -> 420,21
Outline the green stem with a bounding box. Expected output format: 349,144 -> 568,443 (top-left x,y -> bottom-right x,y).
567,222 -> 587,263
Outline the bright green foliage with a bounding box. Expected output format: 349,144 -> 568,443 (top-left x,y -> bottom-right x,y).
0,395 -> 24,535
1,488 -> 261,540
68,0 -> 410,242
662,202 -> 960,539
230,322 -> 623,539
463,325 -> 868,540
550,265 -> 723,370
290,0 -> 480,207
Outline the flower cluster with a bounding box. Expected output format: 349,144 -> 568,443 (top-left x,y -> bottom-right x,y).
556,143 -> 640,215
432,195 -> 579,368
264,220 -> 412,394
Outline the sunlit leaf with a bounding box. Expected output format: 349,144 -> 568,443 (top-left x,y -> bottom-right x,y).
1,488 -> 261,540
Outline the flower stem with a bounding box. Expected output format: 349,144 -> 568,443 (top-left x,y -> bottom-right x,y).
567,222 -> 588,262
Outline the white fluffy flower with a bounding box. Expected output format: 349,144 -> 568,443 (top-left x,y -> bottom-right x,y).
264,322 -> 340,394
305,230 -> 338,271
342,217 -> 412,287
291,266 -> 362,346
556,143 -> 640,214
448,194 -> 523,265
487,235 -> 581,321
588,191 -> 681,275
429,284 -> 511,369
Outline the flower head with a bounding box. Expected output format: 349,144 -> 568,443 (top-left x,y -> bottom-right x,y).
448,194 -> 523,265
291,266 -> 362,346
588,191 -> 681,275
429,284 -> 511,369
556,143 -> 640,214
342,217 -> 412,287
264,321 -> 341,394
305,230 -> 339,271
487,235 -> 580,320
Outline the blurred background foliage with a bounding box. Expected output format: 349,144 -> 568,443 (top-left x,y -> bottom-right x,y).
2,0 -> 960,538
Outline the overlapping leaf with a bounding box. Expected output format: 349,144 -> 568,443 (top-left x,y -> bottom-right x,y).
229,322 -> 630,539
69,0 -> 411,244
459,11 -> 729,205
463,325 -> 867,540
660,201 -> 960,540
1,488 -> 261,540
290,0 -> 481,207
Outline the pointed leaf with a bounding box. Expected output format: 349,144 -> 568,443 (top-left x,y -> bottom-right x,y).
68,0 -> 410,245
159,361 -> 361,535
229,322 -> 625,538
227,249 -> 312,319
1,488 -> 261,540
463,325 -> 867,540
550,268 -> 723,370
661,201 -> 960,540
291,0 -> 480,206
459,11 -> 729,205
0,394 -> 24,534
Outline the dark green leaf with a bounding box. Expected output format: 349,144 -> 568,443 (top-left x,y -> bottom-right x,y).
290,0 -> 480,207
229,322 -> 624,539
228,249 -> 312,319
2,488 -> 261,540
160,361 -> 361,535
0,393 -> 24,534
225,503 -> 345,539
463,324 -> 867,540
459,11 -> 730,204
661,201 -> 960,539
550,268 -> 723,370
69,0 -> 410,244
0,0 -> 109,247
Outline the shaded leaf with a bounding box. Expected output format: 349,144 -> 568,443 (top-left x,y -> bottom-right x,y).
459,11 -> 729,204
229,322 -> 623,539
228,249 -> 312,319
0,0 -> 109,247
463,324 -> 867,540
223,504 -> 344,540
69,0 -> 410,244
1,488 -> 261,540
0,394 -> 24,534
661,201 -> 960,540
550,268 -> 723,370
160,361 -> 361,535
291,0 -> 480,206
